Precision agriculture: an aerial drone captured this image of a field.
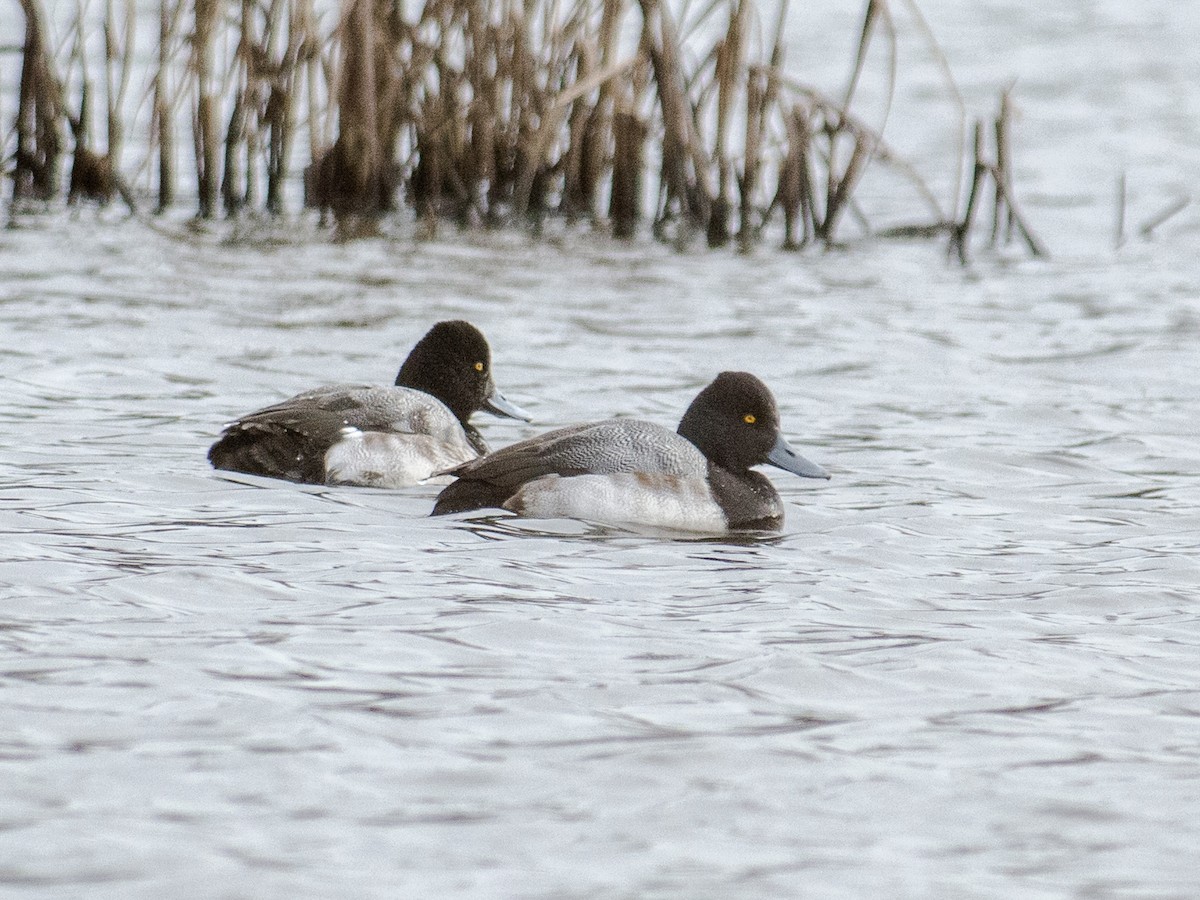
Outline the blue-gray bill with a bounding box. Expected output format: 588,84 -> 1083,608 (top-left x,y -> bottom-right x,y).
484,388 -> 533,422
767,433 -> 830,479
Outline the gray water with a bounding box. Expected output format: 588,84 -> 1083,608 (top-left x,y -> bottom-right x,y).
3,2 -> 1200,898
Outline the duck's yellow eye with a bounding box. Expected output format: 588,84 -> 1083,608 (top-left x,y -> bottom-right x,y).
474,362 -> 485,372
743,414 -> 757,425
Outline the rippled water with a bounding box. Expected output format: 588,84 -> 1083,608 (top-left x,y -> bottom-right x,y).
4,2 -> 1200,898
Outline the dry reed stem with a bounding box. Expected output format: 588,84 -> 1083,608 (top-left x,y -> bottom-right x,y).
991,89 -> 1014,245
640,0 -> 709,241
947,108 -> 1045,262
568,0 -> 626,221
762,70 -> 939,247
103,0 -> 133,163
513,53 -> 638,219
739,4 -> 787,249
775,104 -> 815,249
263,0 -> 297,214
154,0 -> 176,209
559,35 -> 597,222
986,160 -> 1046,257
738,64 -> 766,250
220,0 -> 247,216
310,0 -> 394,232
610,107 -> 646,238
1138,196 -> 1191,239
14,0 -> 65,204
985,90 -> 1045,257
192,0 -> 220,218
706,0 -> 751,247
815,0 -> 893,244
949,119 -> 985,264
842,0 -> 879,110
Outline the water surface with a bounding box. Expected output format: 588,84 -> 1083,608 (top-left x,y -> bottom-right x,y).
2,1 -> 1199,897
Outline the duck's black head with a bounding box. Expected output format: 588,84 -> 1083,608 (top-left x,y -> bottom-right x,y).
395,320 -> 530,426
677,371 -> 828,479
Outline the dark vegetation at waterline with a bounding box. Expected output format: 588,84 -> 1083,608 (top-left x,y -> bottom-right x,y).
6,0 -> 1043,258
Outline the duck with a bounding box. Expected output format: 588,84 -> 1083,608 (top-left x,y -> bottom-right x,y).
431,371 -> 828,532
208,320 -> 531,487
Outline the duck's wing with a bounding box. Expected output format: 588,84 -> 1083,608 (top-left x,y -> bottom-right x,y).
432,419 -> 705,514
287,382 -> 373,402
252,385 -> 458,436
208,406 -> 352,484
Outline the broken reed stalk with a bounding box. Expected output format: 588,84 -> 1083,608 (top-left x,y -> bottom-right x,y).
1138,195 -> 1191,240
991,89 -> 1015,245
949,100 -> 1046,263
1112,175 -> 1194,246
949,120 -> 986,265
987,158 -> 1046,258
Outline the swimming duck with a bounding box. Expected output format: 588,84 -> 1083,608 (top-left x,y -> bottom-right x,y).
432,371 -> 827,532
209,320 -> 530,487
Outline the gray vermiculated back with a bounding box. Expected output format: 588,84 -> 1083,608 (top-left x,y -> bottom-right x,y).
267,385 -> 461,435
455,419 -> 707,486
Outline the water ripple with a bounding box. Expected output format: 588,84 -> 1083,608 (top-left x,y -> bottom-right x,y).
3,171 -> 1200,898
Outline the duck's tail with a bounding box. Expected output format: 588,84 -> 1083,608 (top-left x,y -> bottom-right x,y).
431,476 -> 513,516
208,408 -> 349,485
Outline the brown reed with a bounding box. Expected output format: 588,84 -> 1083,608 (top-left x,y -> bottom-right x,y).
13,0 -> 64,204
948,93 -> 1046,263
6,0 -> 1045,259
60,0 -> 138,211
